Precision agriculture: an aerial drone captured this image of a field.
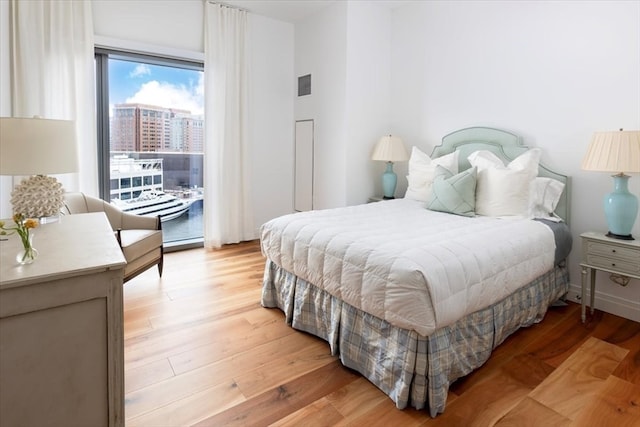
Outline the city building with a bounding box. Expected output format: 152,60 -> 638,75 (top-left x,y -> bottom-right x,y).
110,103 -> 203,153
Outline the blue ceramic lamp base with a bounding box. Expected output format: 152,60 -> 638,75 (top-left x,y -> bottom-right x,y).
604,174 -> 638,240
381,162 -> 397,199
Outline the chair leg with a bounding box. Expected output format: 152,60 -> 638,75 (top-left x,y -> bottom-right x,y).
157,217 -> 164,278
158,248 -> 164,277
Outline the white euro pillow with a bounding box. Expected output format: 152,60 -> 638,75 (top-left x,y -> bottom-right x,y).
529,177 -> 565,220
404,147 -> 459,202
468,149 -> 541,217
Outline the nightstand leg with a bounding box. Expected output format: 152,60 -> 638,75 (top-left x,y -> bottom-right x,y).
581,266 -> 587,323
590,268 -> 596,315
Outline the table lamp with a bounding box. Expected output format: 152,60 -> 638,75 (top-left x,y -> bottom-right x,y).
0,117 -> 78,219
372,135 -> 408,199
581,129 -> 640,240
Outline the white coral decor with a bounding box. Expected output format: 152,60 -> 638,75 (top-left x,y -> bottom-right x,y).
10,175 -> 65,218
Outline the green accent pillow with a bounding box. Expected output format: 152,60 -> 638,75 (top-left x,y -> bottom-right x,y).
426,166 -> 477,217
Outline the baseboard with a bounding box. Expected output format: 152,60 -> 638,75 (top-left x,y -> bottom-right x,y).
565,283 -> 640,323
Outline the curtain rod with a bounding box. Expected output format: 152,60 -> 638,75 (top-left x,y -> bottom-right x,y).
207,1 -> 248,13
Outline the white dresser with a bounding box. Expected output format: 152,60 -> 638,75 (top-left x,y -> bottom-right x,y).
0,212 -> 126,427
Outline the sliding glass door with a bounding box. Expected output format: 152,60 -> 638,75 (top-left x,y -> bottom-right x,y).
95,50 -> 204,247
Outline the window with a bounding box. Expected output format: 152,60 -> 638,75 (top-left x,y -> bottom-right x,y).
95,50 -> 204,248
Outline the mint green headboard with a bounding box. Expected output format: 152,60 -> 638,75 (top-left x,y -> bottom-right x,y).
431,127 -> 570,224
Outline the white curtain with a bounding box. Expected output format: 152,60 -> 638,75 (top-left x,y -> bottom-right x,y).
203,2 -> 254,248
10,0 -> 97,196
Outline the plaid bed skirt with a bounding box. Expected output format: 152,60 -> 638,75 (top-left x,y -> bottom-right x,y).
261,259 -> 569,417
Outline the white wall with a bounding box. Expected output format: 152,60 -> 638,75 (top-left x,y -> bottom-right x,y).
345,2 -> 392,205
390,0 -> 640,320
295,1 -> 393,208
93,0 -> 204,52
93,0 -> 294,231
248,14 -> 295,229
295,1 -> 348,209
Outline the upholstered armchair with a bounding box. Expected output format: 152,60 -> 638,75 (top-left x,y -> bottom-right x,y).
62,192 -> 163,283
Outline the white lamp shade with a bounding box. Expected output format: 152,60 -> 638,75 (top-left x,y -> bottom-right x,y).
582,130 -> 640,174
0,117 -> 78,176
372,135 -> 408,162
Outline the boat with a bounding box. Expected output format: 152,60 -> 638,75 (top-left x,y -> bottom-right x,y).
109,155 -> 203,222
111,190 -> 199,222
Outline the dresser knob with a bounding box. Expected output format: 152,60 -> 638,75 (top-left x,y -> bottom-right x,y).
612,249 -> 616,253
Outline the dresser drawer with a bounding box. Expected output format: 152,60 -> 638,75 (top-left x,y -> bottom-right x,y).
586,241 -> 639,263
586,254 -> 640,276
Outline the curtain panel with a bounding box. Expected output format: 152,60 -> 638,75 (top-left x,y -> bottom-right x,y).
9,0 -> 97,196
203,2 -> 255,248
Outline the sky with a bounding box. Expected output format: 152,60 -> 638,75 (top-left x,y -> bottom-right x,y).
109,59 -> 204,116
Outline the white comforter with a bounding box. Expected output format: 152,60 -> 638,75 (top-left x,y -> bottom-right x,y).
260,198 -> 555,336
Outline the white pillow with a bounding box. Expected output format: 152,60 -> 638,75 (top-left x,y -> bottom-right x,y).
404,147 -> 459,202
468,149 -> 541,217
529,177 -> 565,220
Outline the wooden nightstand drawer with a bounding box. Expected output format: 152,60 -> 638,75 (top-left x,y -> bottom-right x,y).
586,241 -> 639,263
586,254 -> 640,276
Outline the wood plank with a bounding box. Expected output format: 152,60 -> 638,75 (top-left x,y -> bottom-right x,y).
125,321 -> 309,418
523,312 -> 594,369
193,361 -> 360,427
126,380 -> 245,427
168,325 -> 307,376
126,305 -> 292,372
125,358 -> 174,394
529,337 -> 629,420
569,375 -> 640,427
593,313 -> 640,350
494,397 -> 570,427
124,277 -> 259,327
123,291 -> 171,312
335,399 -> 426,427
125,314 -> 255,370
123,317 -> 154,340
325,377 -> 390,420
613,336 -> 640,385
146,293 -> 261,329
430,354 -> 553,426
234,339 -> 337,399
269,399 -> 344,427
430,372 -> 532,427
125,358 -> 237,419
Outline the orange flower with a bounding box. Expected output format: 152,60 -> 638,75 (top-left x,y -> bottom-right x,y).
23,218 -> 39,229
1,214 -> 40,258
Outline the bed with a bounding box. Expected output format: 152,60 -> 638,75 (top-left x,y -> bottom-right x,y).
260,127 -> 572,417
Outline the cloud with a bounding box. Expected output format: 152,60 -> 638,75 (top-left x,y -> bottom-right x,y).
125,80 -> 204,115
129,64 -> 151,78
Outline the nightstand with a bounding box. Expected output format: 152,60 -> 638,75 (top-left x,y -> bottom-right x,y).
579,232 -> 640,322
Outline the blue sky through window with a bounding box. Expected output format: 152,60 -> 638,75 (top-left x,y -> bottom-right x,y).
108,59 -> 204,116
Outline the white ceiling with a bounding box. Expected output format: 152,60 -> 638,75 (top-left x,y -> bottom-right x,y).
222,0 -> 411,23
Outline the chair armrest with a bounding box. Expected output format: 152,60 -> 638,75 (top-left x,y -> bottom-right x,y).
121,212 -> 161,231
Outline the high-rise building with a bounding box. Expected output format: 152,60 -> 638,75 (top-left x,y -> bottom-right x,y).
110,105 -> 137,151
111,104 -> 203,153
171,112 -> 204,152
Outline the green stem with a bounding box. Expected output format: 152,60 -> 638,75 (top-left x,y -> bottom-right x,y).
19,231 -> 33,261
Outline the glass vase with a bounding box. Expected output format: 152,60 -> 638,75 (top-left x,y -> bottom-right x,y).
16,234 -> 38,265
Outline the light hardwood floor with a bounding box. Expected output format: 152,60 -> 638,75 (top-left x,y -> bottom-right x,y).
123,240 -> 640,426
